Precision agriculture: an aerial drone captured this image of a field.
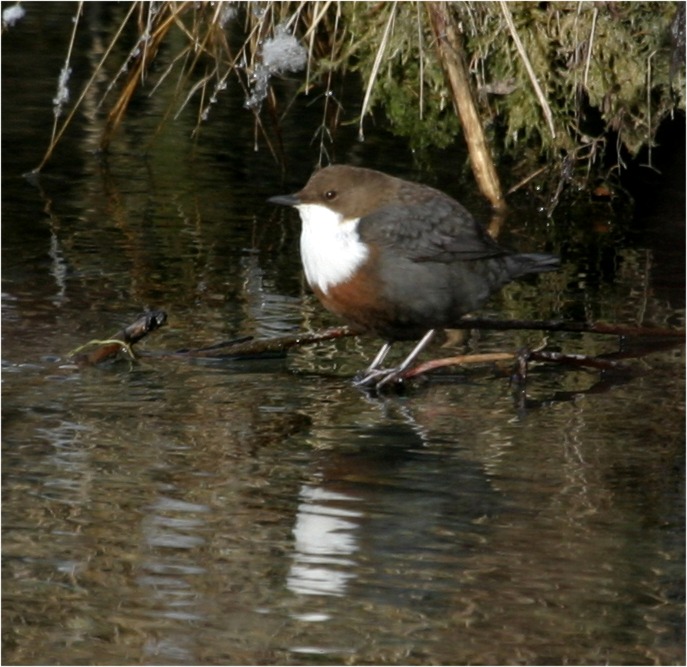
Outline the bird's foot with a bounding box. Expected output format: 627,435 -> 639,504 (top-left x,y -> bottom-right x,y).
353,330 -> 437,392
353,366 -> 405,390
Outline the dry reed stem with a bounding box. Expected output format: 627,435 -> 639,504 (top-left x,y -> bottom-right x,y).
47,2 -> 82,145
416,2 -> 425,120
583,6 -> 598,88
36,3 -> 143,171
101,4 -> 187,151
358,1 -> 398,141
498,0 -> 556,139
33,1 -> 673,185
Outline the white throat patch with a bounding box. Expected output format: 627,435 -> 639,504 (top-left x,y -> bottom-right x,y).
296,203 -> 369,294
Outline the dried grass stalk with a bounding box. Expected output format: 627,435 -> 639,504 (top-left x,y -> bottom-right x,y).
428,1 -> 504,210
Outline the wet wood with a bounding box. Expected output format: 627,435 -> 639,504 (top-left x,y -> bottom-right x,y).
70,309 -> 683,385
401,331 -> 682,387
167,326 -> 355,360
403,347 -> 632,384
164,317 -> 683,362
69,310 -> 168,366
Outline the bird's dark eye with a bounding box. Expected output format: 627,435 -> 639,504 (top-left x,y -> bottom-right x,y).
324,190 -> 337,200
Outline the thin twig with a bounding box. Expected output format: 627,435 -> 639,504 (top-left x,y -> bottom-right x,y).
499,0 -> 556,138
455,317 -> 684,338
34,2 -> 138,171
359,1 -> 397,141
165,326 -> 355,359
101,5 -> 185,151
417,1 -> 425,120
646,49 -> 657,170
48,2 -> 83,144
506,164 -> 549,194
583,6 -> 598,87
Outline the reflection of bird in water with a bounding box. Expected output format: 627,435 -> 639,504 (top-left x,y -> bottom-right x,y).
286,421 -> 498,600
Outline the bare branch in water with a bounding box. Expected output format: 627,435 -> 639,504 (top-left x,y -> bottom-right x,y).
69,310 -> 682,372
69,310 -> 168,366
166,326 -> 354,360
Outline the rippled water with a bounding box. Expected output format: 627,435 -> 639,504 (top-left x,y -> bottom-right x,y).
3,5 -> 684,665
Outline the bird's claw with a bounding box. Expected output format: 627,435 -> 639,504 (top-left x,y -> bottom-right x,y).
353,367 -> 404,390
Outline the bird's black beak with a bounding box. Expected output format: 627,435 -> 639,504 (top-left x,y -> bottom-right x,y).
268,193 -> 300,207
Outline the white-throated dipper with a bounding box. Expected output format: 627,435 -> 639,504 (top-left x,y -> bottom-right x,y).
269,165 -> 559,388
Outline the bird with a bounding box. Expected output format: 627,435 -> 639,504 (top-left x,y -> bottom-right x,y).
268,165 -> 559,389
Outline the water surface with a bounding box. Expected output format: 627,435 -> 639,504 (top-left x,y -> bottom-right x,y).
2,5 -> 684,665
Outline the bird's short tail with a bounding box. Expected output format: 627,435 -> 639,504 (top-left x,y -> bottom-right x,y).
514,252 -> 560,275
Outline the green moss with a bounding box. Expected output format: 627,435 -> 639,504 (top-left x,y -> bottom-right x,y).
462,1 -> 683,160
40,1 -> 686,200
323,1 -> 683,188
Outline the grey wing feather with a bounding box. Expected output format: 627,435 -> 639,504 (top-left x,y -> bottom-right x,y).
357,196 -> 507,263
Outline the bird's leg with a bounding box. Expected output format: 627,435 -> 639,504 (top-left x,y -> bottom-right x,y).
366,342 -> 393,374
375,329 -> 436,388
355,330 -> 436,389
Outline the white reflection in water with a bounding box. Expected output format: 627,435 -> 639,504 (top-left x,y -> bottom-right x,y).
287,485 -> 363,596
143,497 -> 209,550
